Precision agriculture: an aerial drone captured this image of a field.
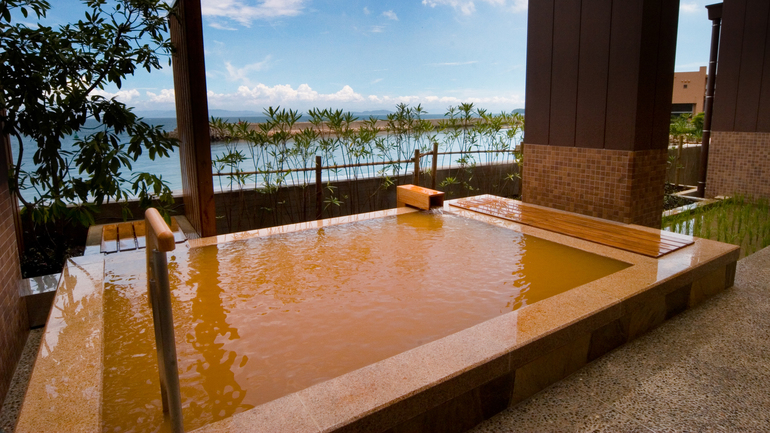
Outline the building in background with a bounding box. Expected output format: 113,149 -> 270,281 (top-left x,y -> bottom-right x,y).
672,66 -> 707,116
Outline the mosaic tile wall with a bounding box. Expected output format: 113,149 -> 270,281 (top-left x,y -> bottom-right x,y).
0,137 -> 27,402
522,144 -> 667,228
706,131 -> 770,199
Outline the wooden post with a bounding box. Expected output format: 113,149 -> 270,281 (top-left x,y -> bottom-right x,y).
169,0 -> 216,238
145,208 -> 184,433
413,149 -> 420,186
315,155 -> 323,220
431,142 -> 439,190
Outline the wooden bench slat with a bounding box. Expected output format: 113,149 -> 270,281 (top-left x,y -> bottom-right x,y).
450,196 -> 694,258
98,216 -> 187,255
101,225 -> 118,254
133,220 -> 147,249
169,217 -> 186,243
118,222 -> 137,252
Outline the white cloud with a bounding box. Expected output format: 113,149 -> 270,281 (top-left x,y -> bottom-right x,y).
363,7 -> 370,15
423,0 -> 475,15
371,25 -> 385,33
422,0 -> 525,15
371,78 -> 384,84
224,56 -> 272,85
367,93 -> 523,108
429,60 -> 478,66
207,83 -> 520,109
208,22 -> 238,31
230,83 -> 365,104
510,0 -> 527,12
382,10 -> 398,21
97,84 -> 524,113
201,0 -> 307,26
680,2 -> 699,13
91,88 -> 141,102
146,89 -> 176,104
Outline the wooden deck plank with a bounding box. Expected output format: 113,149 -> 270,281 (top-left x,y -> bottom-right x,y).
117,222 -> 137,252
461,204 -> 664,256
462,199 -> 679,256
471,202 -> 681,253
450,196 -> 693,258
101,225 -> 118,254
457,197 -> 691,256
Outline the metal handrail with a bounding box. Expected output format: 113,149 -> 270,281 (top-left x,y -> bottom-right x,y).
145,208 -> 184,433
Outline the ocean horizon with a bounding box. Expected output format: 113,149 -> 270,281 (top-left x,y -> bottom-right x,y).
12,110 -> 523,202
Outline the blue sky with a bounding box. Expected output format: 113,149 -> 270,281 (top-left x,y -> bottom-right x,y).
48,0 -> 716,114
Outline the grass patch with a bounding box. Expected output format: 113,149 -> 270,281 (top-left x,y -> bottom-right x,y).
662,195 -> 770,259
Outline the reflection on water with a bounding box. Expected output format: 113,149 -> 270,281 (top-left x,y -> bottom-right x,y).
177,246 -> 252,427
102,212 -> 630,432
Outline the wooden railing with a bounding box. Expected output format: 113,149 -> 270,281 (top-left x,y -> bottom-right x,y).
145,208 -> 184,433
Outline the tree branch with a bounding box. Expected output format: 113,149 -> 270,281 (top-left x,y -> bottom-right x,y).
12,130 -> 34,208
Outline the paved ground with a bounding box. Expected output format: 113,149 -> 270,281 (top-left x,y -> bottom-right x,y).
470,246 -> 770,433
0,328 -> 42,433
2,248 -> 769,433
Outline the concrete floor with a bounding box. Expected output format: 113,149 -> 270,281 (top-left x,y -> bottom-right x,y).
470,246 -> 770,433
1,247 -> 769,433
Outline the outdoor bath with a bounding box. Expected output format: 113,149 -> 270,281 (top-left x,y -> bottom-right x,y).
15,193 -> 739,433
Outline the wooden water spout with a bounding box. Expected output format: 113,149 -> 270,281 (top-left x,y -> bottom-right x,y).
145,208 -> 184,433
397,185 -> 444,210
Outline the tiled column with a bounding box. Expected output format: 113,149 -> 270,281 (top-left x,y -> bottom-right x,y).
706,132 -> 770,198
523,145 -> 667,228
523,0 -> 679,228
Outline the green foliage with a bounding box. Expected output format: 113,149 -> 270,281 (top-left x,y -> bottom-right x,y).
1,0 -> 178,226
669,114 -> 697,142
209,103 -> 524,231
662,195 -> 770,258
691,112 -> 704,139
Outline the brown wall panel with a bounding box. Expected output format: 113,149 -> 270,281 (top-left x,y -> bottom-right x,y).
575,0 -> 612,149
632,0 -> 662,151
524,0 -> 555,145
649,0 -> 680,150
548,0 -> 582,147
527,0 -> 678,150
604,0 -> 643,150
712,0 -> 746,132
734,0 -> 770,132
757,4 -> 770,132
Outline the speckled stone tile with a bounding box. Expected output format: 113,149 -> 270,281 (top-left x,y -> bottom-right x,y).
610,359 -> 770,432
0,329 -> 43,433
14,261 -> 105,433
469,379 -> 653,433
469,246 -> 770,433
191,394 -> 320,433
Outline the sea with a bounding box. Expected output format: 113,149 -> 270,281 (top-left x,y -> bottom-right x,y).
11,114 -> 521,202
